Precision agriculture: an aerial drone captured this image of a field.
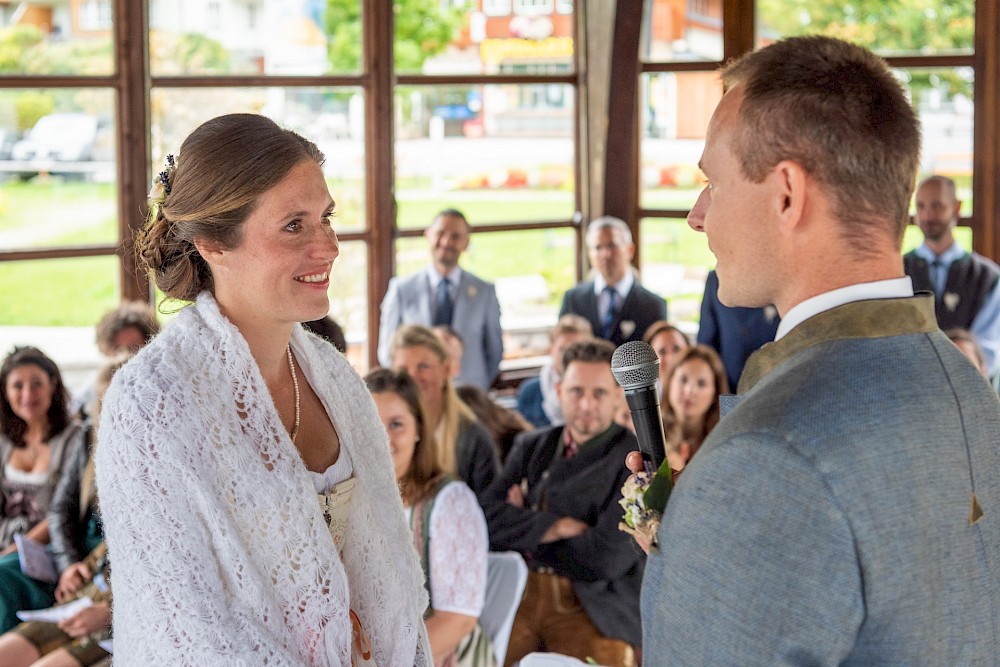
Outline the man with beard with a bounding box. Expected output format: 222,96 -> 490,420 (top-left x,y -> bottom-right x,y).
904,175 -> 1000,376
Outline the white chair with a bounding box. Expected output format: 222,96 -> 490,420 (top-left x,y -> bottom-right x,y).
480,551 -> 529,665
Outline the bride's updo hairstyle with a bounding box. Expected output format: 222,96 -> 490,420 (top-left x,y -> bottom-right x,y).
137,113 -> 325,302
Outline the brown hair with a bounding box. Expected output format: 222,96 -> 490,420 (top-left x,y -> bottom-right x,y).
642,320 -> 689,348
721,36 -> 921,248
365,368 -> 444,505
551,313 -> 592,341
661,345 -> 729,457
94,301 -> 160,355
1,346 -> 70,447
136,113 -> 326,302
561,338 -> 616,371
389,324 -> 474,475
456,384 -> 531,463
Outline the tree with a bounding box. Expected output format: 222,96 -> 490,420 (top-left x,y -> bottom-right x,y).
757,0 -> 974,97
326,0 -> 462,74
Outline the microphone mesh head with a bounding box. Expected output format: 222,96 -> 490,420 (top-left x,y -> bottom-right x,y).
611,340 -> 660,389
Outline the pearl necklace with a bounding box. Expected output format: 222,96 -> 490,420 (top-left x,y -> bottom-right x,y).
287,345 -> 300,443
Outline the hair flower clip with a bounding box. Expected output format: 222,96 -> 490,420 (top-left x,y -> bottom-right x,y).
148,154 -> 176,206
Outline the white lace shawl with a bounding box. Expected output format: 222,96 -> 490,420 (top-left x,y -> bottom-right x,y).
96,293 -> 431,667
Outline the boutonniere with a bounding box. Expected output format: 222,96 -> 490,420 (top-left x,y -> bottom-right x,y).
467,285 -> 477,298
620,320 -> 636,338
944,292 -> 960,312
618,461 -> 673,553
618,471 -> 661,551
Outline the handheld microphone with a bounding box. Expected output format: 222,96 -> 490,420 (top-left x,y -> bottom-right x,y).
611,341 -> 667,471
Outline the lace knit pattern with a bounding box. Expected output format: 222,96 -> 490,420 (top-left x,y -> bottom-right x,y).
96,293 -> 431,666
425,481 -> 488,617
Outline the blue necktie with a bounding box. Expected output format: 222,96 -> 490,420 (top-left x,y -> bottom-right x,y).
433,277 -> 454,326
929,259 -> 945,299
601,286 -> 617,339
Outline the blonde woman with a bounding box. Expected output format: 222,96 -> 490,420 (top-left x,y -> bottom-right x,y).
390,325 -> 499,506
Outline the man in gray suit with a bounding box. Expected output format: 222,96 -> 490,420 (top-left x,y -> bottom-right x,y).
377,209 -> 503,389
638,36 -> 1000,664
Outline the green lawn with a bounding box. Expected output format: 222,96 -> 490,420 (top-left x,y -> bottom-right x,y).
0,255 -> 119,325
0,180 -> 117,245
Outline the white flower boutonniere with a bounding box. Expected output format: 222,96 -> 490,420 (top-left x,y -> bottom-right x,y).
618,470 -> 662,551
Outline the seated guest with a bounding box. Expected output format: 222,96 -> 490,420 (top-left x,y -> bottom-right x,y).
366,369 -> 495,667
0,542 -> 111,667
73,302 -> 158,420
515,314 -> 592,428
559,216 -> 666,346
661,345 -> 729,468
945,328 -> 990,379
302,316 -> 347,353
390,325 -> 500,507
0,348 -> 87,632
456,385 -> 532,464
642,320 -> 690,393
0,356 -> 125,639
432,325 -> 465,382
486,339 -> 643,667
697,269 -> 779,391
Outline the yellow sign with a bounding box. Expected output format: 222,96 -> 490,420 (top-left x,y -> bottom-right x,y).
479,37 -> 574,66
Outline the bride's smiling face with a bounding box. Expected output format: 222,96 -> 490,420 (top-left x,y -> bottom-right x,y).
200,160 -> 339,329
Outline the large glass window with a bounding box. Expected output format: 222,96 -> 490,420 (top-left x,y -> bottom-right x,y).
0,89 -> 117,251
756,0 -> 974,57
641,0 -> 724,62
151,0 -> 356,75
639,71 -> 721,212
394,83 -> 575,229
151,87 -> 366,234
0,4 -> 114,75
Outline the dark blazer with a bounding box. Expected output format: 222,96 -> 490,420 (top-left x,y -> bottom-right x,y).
484,424 -> 644,647
697,270 -> 779,391
559,280 -> 667,346
455,416 -> 501,511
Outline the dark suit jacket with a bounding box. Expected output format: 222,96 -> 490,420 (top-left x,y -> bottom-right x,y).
559,280 -> 667,346
484,424 -> 644,647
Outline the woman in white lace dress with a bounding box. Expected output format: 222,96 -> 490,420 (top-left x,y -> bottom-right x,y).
365,369 -> 493,667
95,114 -> 431,666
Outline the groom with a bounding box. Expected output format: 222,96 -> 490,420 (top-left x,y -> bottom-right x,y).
640,36 -> 1000,664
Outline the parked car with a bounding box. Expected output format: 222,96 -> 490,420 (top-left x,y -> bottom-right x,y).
0,128 -> 17,160
12,113 -> 100,162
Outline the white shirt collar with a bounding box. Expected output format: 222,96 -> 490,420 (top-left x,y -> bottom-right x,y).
594,270 -> 634,298
426,265 -> 462,289
775,277 -> 915,340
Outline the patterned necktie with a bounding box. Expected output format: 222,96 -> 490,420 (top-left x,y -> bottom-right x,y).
600,285 -> 617,339
433,277 -> 454,326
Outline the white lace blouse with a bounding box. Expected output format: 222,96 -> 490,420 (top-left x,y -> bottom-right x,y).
406,480 -> 488,617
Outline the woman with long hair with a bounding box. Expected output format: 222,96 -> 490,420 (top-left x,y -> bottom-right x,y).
96,114 -> 430,665
390,325 -> 499,505
0,347 -> 82,556
642,320 -> 691,393
366,369 -> 494,667
0,354 -> 130,666
661,345 -> 729,466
